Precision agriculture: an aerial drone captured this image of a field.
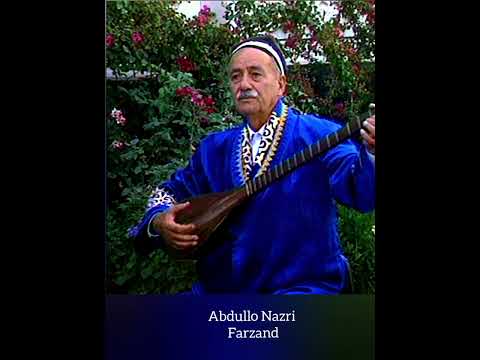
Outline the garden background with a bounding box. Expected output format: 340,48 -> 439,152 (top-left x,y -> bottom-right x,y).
106,0 -> 375,294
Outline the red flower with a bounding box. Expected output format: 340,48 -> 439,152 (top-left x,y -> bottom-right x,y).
177,56 -> 196,72
203,96 -> 215,107
176,87 -> 215,110
176,86 -> 195,97
282,20 -> 296,33
353,63 -> 361,75
367,9 -> 375,24
106,33 -> 115,48
131,32 -> 145,44
285,35 -> 299,48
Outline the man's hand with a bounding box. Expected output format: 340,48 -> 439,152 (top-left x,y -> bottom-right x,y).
360,115 -> 375,154
152,202 -> 199,250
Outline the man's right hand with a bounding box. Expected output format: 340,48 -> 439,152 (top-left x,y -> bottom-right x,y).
151,202 -> 199,250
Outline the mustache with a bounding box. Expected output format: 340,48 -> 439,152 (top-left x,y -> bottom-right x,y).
238,89 -> 259,100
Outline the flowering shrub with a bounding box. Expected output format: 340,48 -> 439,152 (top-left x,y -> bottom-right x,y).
106,0 -> 375,294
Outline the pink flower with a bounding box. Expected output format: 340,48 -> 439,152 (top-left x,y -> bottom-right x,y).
191,92 -> 204,106
196,5 -> 213,27
131,32 -> 145,44
199,5 -> 211,17
106,33 -> 115,48
177,56 -> 196,72
111,108 -> 126,125
198,14 -> 209,27
111,108 -> 122,118
116,115 -> 127,126
335,26 -> 344,38
205,107 -> 216,114
346,46 -> 358,57
112,140 -> 125,150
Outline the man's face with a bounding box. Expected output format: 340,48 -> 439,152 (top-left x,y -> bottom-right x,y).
229,48 -> 286,122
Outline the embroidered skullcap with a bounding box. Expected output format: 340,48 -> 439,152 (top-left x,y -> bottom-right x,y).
231,34 -> 287,76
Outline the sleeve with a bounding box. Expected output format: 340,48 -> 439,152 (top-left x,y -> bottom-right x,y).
319,119 -> 376,213
128,142 -> 211,256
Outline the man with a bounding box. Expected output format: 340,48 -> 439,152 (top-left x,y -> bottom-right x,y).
129,35 -> 375,294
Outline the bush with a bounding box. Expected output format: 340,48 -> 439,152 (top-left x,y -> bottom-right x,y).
106,0 -> 375,294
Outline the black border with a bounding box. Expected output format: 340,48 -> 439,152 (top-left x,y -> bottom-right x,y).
7,3 -> 106,359
7,0 -> 452,358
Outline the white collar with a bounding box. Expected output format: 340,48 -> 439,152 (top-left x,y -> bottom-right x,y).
246,122 -> 267,140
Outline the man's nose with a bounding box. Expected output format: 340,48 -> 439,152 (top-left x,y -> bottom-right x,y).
239,75 -> 252,91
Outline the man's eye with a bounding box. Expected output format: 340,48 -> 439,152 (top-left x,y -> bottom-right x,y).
231,74 -> 240,81
252,73 -> 261,78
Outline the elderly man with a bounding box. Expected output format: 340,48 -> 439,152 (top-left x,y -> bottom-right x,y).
129,35 -> 375,294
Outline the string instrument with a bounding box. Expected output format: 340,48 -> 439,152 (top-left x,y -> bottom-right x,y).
170,105 -> 375,259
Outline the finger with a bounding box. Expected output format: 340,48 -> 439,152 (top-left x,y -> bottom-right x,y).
169,237 -> 199,249
165,232 -> 199,249
171,233 -> 199,243
170,202 -> 191,214
163,218 -> 197,234
360,129 -> 375,146
152,212 -> 196,234
168,202 -> 197,232
362,121 -> 375,137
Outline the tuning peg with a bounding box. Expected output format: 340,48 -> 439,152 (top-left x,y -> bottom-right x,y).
368,103 -> 375,116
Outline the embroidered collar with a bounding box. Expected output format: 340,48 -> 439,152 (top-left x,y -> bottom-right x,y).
239,99 -> 288,182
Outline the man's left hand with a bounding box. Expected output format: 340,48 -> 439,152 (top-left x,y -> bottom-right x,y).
360,115 -> 375,154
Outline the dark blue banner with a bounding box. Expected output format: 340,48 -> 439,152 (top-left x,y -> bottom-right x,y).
105,295 -> 374,360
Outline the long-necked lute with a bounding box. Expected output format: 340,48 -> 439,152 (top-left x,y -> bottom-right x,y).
170,105 -> 375,258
